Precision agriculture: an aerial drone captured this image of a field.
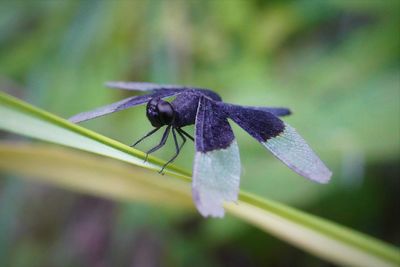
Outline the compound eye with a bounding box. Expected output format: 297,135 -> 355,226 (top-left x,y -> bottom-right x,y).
157,101 -> 175,125
148,98 -> 159,108
146,98 -> 160,117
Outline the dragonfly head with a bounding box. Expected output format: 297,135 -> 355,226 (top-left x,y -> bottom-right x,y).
146,97 -> 175,127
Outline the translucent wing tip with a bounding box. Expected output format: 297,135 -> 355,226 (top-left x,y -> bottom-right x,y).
192,188 -> 226,218
263,123 -> 333,184
68,112 -> 91,123
192,141 -> 241,218
69,115 -> 80,123
305,163 -> 332,184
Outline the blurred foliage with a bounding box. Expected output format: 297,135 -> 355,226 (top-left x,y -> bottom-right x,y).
0,0 -> 399,266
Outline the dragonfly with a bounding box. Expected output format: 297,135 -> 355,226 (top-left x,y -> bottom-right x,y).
69,82 -> 332,217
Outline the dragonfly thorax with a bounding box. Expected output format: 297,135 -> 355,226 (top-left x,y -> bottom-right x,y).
146,97 -> 175,127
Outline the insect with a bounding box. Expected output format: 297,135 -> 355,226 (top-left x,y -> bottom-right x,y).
70,82 -> 332,217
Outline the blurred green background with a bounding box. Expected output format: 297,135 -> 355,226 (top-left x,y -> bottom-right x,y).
0,0 -> 399,266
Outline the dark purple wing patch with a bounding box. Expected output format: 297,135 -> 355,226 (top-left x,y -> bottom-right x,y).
222,103 -> 291,117
222,104 -> 285,142
246,106 -> 291,117
195,97 -> 235,152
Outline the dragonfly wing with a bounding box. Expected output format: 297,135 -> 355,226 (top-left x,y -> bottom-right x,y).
69,90 -> 179,123
193,97 -> 241,217
223,104 -> 331,183
223,103 -> 291,117
105,81 -> 191,93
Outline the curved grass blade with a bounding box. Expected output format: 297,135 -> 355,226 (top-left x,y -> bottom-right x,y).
0,92 -> 399,267
227,194 -> 400,267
